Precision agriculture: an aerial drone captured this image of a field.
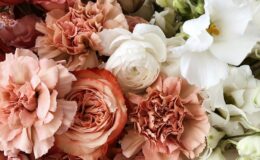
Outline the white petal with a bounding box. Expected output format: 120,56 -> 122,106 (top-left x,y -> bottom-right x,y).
237,135 -> 260,158
210,33 -> 259,65
142,33 -> 167,62
185,30 -> 213,52
183,13 -> 210,37
209,0 -> 253,35
180,52 -> 228,89
97,28 -> 131,56
133,23 -> 166,40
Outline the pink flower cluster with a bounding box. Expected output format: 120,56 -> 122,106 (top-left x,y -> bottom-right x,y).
0,0 -> 210,160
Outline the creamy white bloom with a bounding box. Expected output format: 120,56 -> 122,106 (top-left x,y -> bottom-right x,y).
237,135 -> 260,160
177,0 -> 260,88
203,65 -> 260,137
98,24 -> 168,92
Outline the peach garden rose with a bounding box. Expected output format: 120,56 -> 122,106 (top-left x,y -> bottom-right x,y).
55,69 -> 127,160
121,75 -> 210,160
0,49 -> 77,159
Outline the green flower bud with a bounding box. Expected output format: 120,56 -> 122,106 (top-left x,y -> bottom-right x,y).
172,0 -> 191,16
150,8 -> 182,37
156,0 -> 205,19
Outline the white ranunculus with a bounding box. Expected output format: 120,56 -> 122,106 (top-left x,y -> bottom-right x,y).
176,0 -> 260,88
237,135 -> 260,160
98,24 -> 168,92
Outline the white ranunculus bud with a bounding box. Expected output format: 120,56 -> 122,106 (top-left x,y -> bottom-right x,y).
237,135 -> 260,160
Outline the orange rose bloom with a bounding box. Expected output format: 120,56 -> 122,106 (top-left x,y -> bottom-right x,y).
56,69 -> 127,160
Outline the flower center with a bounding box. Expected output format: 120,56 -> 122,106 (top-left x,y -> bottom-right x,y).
67,89 -> 113,129
207,23 -> 220,36
130,91 -> 186,143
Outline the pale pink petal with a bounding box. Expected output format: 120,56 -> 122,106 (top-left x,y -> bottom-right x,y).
49,90 -> 58,112
56,99 -> 77,134
38,59 -> 59,90
33,133 -> 54,159
180,119 -> 209,158
142,142 -> 179,160
12,128 -> 32,154
34,105 -> 63,141
56,64 -> 76,98
19,110 -> 36,127
121,130 -> 146,158
66,52 -> 99,71
36,83 -> 51,120
14,48 -> 38,60
9,56 -> 39,85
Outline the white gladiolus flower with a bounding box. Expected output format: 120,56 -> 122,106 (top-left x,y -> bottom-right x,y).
177,0 -> 260,88
98,24 -> 168,92
237,135 -> 260,160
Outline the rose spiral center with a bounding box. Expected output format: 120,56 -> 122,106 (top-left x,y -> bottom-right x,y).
67,89 -> 113,130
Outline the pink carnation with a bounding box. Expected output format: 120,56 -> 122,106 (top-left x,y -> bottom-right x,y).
35,0 -> 128,71
0,49 -> 77,159
121,76 -> 210,160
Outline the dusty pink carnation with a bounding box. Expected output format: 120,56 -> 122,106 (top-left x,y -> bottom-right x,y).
121,76 -> 210,160
36,0 -> 128,71
55,69 -> 127,160
0,49 -> 77,159
0,13 -> 40,49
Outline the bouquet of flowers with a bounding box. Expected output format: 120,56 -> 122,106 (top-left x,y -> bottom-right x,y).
0,0 -> 260,159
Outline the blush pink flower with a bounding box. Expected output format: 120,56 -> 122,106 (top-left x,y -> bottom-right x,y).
35,0 -> 128,71
55,69 -> 127,160
0,13 -> 40,49
121,76 -> 210,160
0,49 -> 77,159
